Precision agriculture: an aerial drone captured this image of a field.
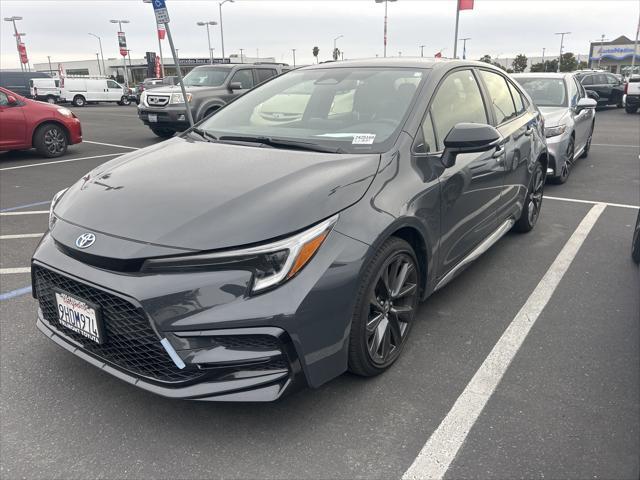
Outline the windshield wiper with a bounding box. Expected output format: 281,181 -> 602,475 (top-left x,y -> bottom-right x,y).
218,135 -> 344,153
188,127 -> 218,143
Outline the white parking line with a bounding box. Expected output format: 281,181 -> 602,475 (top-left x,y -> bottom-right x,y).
0,267 -> 31,275
403,203 -> 607,480
83,140 -> 140,150
591,143 -> 639,148
0,211 -> 48,216
544,195 -> 639,210
0,233 -> 43,239
0,153 -> 121,171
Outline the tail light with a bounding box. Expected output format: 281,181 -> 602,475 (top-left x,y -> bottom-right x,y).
624,82 -> 628,94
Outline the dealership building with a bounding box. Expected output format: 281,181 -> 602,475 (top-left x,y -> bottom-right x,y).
588,35 -> 640,75
33,54 -> 277,84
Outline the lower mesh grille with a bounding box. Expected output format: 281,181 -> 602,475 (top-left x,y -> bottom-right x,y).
33,266 -> 204,383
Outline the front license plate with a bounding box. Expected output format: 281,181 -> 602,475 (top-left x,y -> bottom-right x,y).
148,113 -> 158,122
55,290 -> 104,344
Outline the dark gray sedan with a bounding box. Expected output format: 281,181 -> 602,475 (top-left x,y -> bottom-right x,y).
33,58 -> 547,401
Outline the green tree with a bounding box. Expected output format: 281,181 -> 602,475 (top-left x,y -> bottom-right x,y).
577,60 -> 588,70
312,46 -> 319,63
530,62 -> 545,72
332,47 -> 340,61
479,54 -> 492,64
559,52 -> 578,72
512,54 -> 528,73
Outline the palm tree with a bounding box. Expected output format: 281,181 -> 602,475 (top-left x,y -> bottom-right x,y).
312,46 -> 319,63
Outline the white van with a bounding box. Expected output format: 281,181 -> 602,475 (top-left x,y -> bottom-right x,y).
61,77 -> 130,107
29,78 -> 62,103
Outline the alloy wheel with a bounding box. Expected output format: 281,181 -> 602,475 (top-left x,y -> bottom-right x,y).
366,253 -> 418,366
43,128 -> 66,155
560,137 -> 575,181
527,167 -> 544,226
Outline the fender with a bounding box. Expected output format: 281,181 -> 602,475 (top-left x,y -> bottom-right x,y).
195,100 -> 226,122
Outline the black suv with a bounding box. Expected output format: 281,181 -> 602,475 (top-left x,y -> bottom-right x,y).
36,59 -> 547,401
137,63 -> 289,137
575,71 -> 624,107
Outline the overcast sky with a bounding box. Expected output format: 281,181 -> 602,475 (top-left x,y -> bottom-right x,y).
0,0 -> 637,68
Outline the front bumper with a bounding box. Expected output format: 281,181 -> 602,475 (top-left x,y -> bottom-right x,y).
545,131 -> 571,177
66,118 -> 83,145
32,227 -> 369,401
138,105 -> 191,131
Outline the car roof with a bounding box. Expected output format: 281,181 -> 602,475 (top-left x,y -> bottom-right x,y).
512,72 -> 572,79
296,57 -> 509,75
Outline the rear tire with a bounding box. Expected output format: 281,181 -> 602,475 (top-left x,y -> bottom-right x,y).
119,96 -> 131,106
150,127 -> 175,138
33,123 -> 68,158
514,161 -> 544,233
626,105 -> 638,114
72,95 -> 86,107
45,95 -> 56,104
348,237 -> 420,377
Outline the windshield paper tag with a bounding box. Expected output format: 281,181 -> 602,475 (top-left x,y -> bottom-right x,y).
352,134 -> 376,145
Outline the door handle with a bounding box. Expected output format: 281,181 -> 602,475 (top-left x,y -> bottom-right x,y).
524,125 -> 534,136
492,144 -> 505,159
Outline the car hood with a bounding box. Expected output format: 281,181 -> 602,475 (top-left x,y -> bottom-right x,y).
54,136 -> 380,251
539,106 -> 570,127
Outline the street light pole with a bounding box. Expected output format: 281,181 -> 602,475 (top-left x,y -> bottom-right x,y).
632,12 -> 640,76
110,19 -> 131,86
88,33 -> 107,77
375,0 -> 397,58
459,37 -> 470,59
47,55 -> 53,75
596,34 -> 609,69
95,53 -> 102,75
197,21 -> 218,64
542,47 -> 546,71
239,48 -> 244,63
292,48 -> 296,67
555,31 -> 570,73
218,0 -> 234,61
420,45 -> 426,57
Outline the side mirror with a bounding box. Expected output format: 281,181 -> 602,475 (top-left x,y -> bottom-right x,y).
585,90 -> 599,101
577,97 -> 597,110
6,95 -> 17,105
441,123 -> 501,168
228,82 -> 243,91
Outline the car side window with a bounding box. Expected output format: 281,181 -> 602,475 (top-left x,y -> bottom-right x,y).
255,68 -> 277,85
606,74 -> 618,85
574,77 -> 586,98
0,91 -> 8,106
594,74 -> 608,85
230,69 -> 254,89
414,112 -> 437,154
107,80 -> 120,89
567,77 -> 579,107
506,80 -> 525,114
581,75 -> 594,86
429,69 -> 488,150
480,70 -> 517,124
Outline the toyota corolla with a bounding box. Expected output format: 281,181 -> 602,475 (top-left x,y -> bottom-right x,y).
33,59 -> 547,401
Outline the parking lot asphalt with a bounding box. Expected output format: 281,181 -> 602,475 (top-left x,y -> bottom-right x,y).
0,104 -> 638,479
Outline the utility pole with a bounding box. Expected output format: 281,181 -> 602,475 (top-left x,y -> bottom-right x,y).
420,45 -> 426,57
555,31 -> 570,73
542,47 -> 546,71
47,55 -> 53,75
375,0 -> 397,58
239,48 -> 244,63
292,48 -> 296,67
459,37 -> 470,60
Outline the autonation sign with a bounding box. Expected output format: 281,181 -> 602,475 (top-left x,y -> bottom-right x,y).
591,44 -> 639,61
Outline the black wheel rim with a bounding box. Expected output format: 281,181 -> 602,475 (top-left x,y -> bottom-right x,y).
561,138 -> 574,180
366,253 -> 418,366
527,167 -> 544,226
43,128 -> 66,155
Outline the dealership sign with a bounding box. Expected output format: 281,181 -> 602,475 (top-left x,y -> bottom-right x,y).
591,44 -> 640,61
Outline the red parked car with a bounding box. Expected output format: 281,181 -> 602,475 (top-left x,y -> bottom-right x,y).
0,87 -> 82,158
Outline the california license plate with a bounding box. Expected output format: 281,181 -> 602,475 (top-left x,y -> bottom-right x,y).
148,113 -> 158,122
55,290 -> 104,344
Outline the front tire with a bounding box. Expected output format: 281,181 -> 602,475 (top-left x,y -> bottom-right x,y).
150,127 -> 175,138
632,211 -> 640,264
72,95 -> 86,107
33,123 -> 68,158
580,123 -> 594,159
550,135 -> 574,185
514,161 -> 544,233
348,237 -> 420,377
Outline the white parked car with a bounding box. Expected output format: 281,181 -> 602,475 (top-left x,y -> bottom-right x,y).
61,78 -> 130,107
29,78 -> 62,104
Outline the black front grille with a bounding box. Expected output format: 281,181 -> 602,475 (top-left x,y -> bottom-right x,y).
212,335 -> 280,351
33,266 -> 204,384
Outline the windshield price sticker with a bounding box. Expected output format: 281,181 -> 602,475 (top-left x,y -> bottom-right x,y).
352,134 -> 376,145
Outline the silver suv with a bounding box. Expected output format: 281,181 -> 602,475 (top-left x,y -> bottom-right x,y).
137,63 -> 289,138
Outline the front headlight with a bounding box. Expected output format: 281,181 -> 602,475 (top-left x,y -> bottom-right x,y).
56,108 -> 73,118
141,214 -> 338,293
544,124 -> 566,138
49,188 -> 68,230
170,92 -> 192,104
140,91 -> 148,107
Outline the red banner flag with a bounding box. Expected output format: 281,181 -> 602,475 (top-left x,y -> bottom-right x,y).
17,43 -> 28,64
157,25 -> 166,40
458,0 -> 474,10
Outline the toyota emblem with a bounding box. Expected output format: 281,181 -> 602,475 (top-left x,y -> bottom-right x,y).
75,233 -> 96,249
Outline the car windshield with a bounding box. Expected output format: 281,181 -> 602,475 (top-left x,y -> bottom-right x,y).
516,77 -> 567,107
198,67 -> 428,153
182,67 -> 230,87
